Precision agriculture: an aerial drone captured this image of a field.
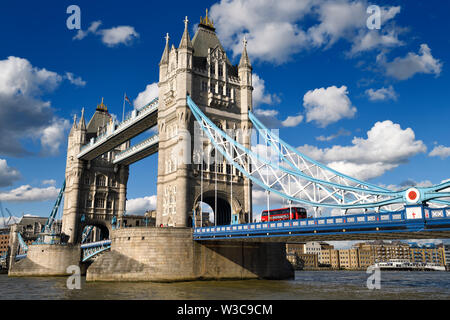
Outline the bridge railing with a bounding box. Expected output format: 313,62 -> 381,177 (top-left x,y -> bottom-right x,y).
113,134 -> 159,163
79,98 -> 159,154
194,207 -> 449,238
81,240 -> 112,262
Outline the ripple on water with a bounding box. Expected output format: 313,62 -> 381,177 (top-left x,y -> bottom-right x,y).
1,271 -> 449,300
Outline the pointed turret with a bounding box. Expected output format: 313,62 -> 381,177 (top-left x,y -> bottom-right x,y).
69,114 -> 78,136
179,16 -> 193,49
159,33 -> 170,66
238,36 -> 253,114
79,107 -> 86,131
239,37 -> 252,69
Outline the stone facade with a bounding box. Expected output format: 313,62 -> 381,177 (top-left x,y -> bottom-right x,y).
9,243 -> 81,277
62,104 -> 129,244
86,227 -> 293,282
156,16 -> 253,228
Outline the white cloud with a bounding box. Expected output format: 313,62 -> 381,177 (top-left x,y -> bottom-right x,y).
126,195 -> 157,215
73,21 -> 139,47
209,0 -> 403,64
298,120 -> 427,180
0,185 -> 60,202
316,128 -> 351,142
366,85 -> 397,101
100,26 -> 139,47
281,114 -> 304,127
73,21 -> 102,40
65,72 -> 86,87
40,118 -> 71,156
252,74 -> 279,106
0,56 -> 61,96
42,179 -> 56,186
429,145 -> 450,159
379,44 -> 443,80
303,85 -> 356,127
0,56 -> 72,156
0,159 -> 21,188
134,83 -> 159,109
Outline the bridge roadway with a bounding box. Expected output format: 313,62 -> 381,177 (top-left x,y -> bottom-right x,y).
77,99 -> 159,161
194,206 -> 450,242
113,134 -> 159,165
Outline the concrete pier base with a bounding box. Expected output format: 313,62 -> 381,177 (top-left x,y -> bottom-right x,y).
8,244 -> 81,277
86,227 -> 293,282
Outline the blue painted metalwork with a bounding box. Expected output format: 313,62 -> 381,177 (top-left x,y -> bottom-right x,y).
187,95 -> 450,210
194,206 -> 450,241
81,225 -> 94,244
41,180 -> 66,234
81,240 -> 112,262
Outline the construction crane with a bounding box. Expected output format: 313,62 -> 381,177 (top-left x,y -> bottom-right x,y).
5,207 -> 15,226
37,180 -> 66,244
41,180 -> 66,234
0,201 -> 8,229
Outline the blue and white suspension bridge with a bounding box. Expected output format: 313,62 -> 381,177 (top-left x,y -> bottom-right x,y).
11,95 -> 450,261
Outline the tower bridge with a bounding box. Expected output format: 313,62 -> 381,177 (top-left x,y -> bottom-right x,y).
7,11 -> 450,281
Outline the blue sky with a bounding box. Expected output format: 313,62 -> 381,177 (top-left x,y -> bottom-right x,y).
0,0 -> 449,233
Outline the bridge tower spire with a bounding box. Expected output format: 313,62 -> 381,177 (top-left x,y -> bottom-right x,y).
62,101 -> 129,244
156,11 -> 253,228
238,36 -> 253,222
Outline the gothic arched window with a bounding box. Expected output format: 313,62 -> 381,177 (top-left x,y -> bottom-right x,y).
96,175 -> 106,187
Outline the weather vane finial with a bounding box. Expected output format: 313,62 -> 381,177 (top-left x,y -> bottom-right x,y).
200,8 -> 214,28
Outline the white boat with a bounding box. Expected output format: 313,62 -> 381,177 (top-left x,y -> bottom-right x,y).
374,259 -> 446,271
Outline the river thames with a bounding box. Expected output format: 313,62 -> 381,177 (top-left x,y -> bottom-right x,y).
1,271 -> 449,300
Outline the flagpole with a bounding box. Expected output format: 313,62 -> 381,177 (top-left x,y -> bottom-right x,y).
122,92 -> 126,122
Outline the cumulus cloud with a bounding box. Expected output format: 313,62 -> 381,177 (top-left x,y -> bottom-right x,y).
281,114 -> 304,127
100,26 -> 139,47
65,72 -> 86,87
134,83 -> 159,109
0,159 -> 21,188
126,195 -> 157,215
40,118 -> 71,156
0,185 -> 60,202
73,20 -> 139,47
252,74 -> 280,106
429,145 -> 450,159
0,56 -> 72,156
379,44 -> 443,80
303,85 -> 356,127
209,0 -> 403,64
298,120 -> 427,180
366,85 -> 397,101
252,74 -> 303,128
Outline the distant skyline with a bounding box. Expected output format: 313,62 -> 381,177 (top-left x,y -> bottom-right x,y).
0,0 -> 449,240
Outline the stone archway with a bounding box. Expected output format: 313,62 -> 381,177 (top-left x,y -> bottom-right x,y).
193,190 -> 242,227
79,221 -> 110,243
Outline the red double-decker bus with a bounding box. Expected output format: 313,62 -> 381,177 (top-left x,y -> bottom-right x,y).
261,207 -> 307,222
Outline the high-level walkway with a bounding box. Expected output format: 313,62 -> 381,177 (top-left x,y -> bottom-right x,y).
78,98 -> 159,161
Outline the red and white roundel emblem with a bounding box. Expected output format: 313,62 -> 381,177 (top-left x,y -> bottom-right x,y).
406,188 -> 420,204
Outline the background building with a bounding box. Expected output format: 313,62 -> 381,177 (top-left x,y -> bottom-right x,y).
409,243 -> 445,265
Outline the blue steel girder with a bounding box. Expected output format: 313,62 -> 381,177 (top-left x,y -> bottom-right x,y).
186,95 -> 450,210
194,206 -> 450,242
81,240 -> 111,262
249,111 -> 450,208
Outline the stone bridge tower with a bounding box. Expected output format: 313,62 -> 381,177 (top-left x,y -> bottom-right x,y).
62,100 -> 129,244
156,13 -> 253,227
